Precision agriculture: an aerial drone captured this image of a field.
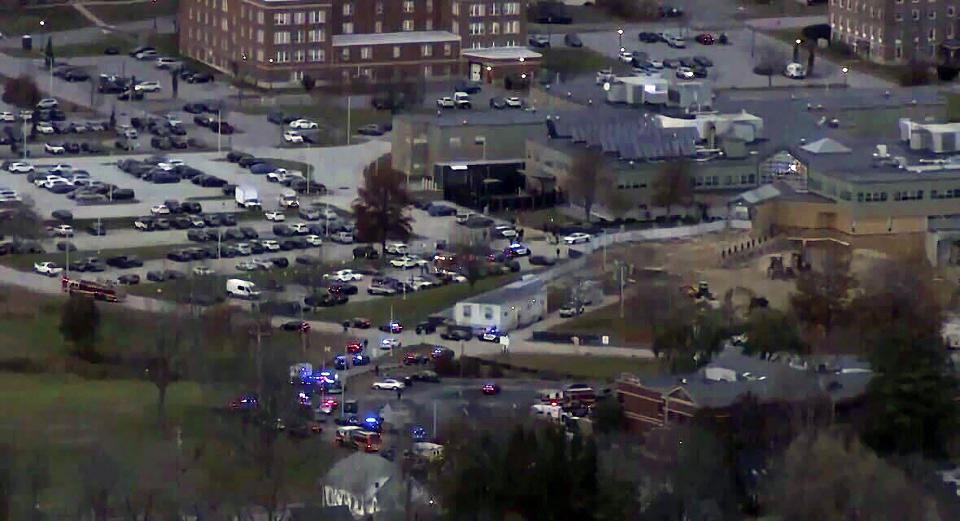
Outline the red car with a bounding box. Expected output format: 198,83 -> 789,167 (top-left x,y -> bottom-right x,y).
481,383 -> 501,395
696,33 -> 714,45
405,353 -> 418,365
347,339 -> 366,353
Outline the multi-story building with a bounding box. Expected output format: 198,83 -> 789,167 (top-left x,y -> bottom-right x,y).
178,0 -> 531,88
828,0 -> 960,64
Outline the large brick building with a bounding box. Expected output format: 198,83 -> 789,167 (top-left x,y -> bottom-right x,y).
178,0 -> 529,88
828,0 -> 959,64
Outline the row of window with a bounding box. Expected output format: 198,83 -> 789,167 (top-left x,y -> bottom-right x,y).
853,190 -> 947,202
465,21 -> 522,35
273,29 -> 327,44
346,44 -> 454,61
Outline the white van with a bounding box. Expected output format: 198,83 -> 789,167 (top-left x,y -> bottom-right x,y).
784,62 -> 807,79
226,278 -> 261,299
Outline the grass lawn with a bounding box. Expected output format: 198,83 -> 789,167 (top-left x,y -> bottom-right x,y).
0,242 -> 195,272
549,300 -> 655,346
236,102 -> 391,145
485,353 -> 661,380
5,33 -> 136,58
87,0 -> 180,24
540,47 -> 628,80
0,5 -> 91,35
311,273 -> 521,325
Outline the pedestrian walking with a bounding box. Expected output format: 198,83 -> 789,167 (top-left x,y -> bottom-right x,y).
375,365 -> 379,376
518,228 -> 525,240
556,246 -> 561,258
396,387 -> 402,400
342,321 -> 349,333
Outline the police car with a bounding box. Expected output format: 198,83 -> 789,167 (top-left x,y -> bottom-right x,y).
478,326 -> 503,342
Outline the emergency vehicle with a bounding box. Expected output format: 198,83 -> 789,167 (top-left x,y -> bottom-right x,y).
61,276 -> 125,302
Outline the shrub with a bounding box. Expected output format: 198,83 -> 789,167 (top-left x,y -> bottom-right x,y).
1,76 -> 41,108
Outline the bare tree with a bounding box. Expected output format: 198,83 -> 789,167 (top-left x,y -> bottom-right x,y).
564,147 -> 610,222
147,314 -> 186,433
352,154 -> 413,256
772,430 -> 929,521
651,160 -> 693,221
754,44 -> 784,87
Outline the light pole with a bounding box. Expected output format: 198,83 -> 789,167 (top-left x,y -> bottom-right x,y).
794,39 -> 802,62
617,29 -> 623,51
238,53 -> 247,102
841,67 -> 849,87
268,58 -> 274,90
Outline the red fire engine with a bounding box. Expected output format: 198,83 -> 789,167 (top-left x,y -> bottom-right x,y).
61,276 -> 125,302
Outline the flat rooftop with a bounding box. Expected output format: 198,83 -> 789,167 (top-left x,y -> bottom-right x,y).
462,47 -> 543,61
397,110 -> 546,127
332,31 -> 459,47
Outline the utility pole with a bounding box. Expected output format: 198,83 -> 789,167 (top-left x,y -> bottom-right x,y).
432,400 -> 437,439
459,341 -> 464,378
346,96 -> 351,145
217,109 -> 222,153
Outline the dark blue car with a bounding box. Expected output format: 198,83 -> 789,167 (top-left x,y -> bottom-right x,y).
427,203 -> 456,216
249,163 -> 275,174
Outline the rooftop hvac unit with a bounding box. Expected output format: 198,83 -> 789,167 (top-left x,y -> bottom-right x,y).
704,367 -> 737,382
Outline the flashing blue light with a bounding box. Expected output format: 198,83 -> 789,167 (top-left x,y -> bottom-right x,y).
364,416 -> 379,424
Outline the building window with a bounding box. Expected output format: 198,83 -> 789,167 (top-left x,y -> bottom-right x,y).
483,306 -> 494,320
930,28 -> 936,40
426,19 -> 433,30
292,70 -> 304,81
375,21 -> 382,33
469,22 -> 484,35
462,305 -> 471,317
343,3 -> 353,16
929,11 -> 936,19
275,50 -> 290,63
343,22 -> 354,33
912,9 -> 920,19
294,12 -> 306,24
506,21 -> 520,34
469,4 -> 485,16
309,10 -> 325,23
256,29 -> 264,43
341,48 -> 350,61
294,50 -> 305,62
449,137 -> 461,147
403,0 -> 415,13
948,6 -> 955,16
309,29 -> 325,42
895,12 -> 903,20
274,12 -> 291,25
491,22 -> 500,34
504,2 -> 521,14
452,2 -> 460,15
361,46 -> 372,60
427,0 -> 433,11
422,44 -> 433,57
309,49 -> 325,61
444,43 -> 452,56
256,49 -> 264,62
895,39 -> 903,58
274,31 -> 290,44
492,3 -> 501,15
257,10 -> 264,23
221,18 -> 228,31
424,65 -> 432,77
377,1 -> 384,14
393,46 -> 401,58
403,19 -> 415,31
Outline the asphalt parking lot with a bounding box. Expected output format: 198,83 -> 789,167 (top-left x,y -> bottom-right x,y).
535,25 -> 893,89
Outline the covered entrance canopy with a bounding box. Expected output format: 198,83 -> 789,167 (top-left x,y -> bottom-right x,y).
462,47 -> 542,84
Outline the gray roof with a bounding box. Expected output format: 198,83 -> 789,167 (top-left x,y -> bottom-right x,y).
800,137 -> 852,154
547,109 -> 698,160
632,349 -> 873,408
332,31 -> 459,47
323,453 -> 401,499
398,110 -> 546,128
463,276 -> 545,305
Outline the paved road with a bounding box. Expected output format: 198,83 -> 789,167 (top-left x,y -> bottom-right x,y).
0,15 -> 178,49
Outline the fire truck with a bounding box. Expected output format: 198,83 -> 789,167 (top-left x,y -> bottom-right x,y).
61,276 -> 125,302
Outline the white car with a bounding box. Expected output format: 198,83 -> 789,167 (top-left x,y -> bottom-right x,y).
559,304 -> 584,318
45,179 -> 72,191
331,231 -> 354,244
36,98 -> 58,109
618,50 -> 634,63
371,378 -> 405,390
290,223 -> 309,234
283,130 -> 304,144
235,243 -> 253,255
49,164 -> 72,174
494,225 -> 517,238
288,119 -> 317,130
192,266 -> 214,276
189,216 -> 205,227
324,269 -> 363,282
384,242 -> 409,255
649,59 -> 664,69
0,189 -> 21,203
135,49 -> 159,60
19,110 -> 33,121
44,142 -> 66,154
0,111 -> 14,122
236,260 -> 259,271
436,97 -> 455,108
595,69 -> 615,85
304,234 -> 323,246
157,159 -> 184,170
34,261 -> 63,276
155,57 -> 181,69
261,239 -> 280,251
135,81 -> 161,92
36,122 -> 55,134
33,174 -> 60,187
150,204 -> 170,215
52,224 -> 74,237
666,36 -> 686,48
6,162 -> 33,173
253,259 -> 274,270
563,232 -> 591,244
676,66 -> 695,80
505,97 -> 523,108
389,256 -> 419,269
264,211 -> 286,222
164,114 -> 182,126
784,62 -> 807,79
379,338 -> 401,350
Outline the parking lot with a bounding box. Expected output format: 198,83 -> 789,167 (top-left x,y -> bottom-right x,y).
534,25 -> 895,89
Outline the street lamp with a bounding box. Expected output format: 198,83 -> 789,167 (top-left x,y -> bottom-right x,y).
267,58 -> 274,90
617,28 -> 623,50
793,39 -> 802,62
841,66 -> 849,87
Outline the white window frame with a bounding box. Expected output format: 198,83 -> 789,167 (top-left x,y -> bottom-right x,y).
422,44 -> 433,57
343,22 -> 354,34
361,46 -> 372,60
343,3 -> 354,16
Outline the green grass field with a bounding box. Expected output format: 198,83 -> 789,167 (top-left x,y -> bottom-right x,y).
87,0 -> 180,24
236,102 -> 391,145
540,47 -> 628,80
311,273 -> 521,325
484,353 -> 660,380
0,5 -> 91,35
549,300 -> 654,346
5,33 -> 137,58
